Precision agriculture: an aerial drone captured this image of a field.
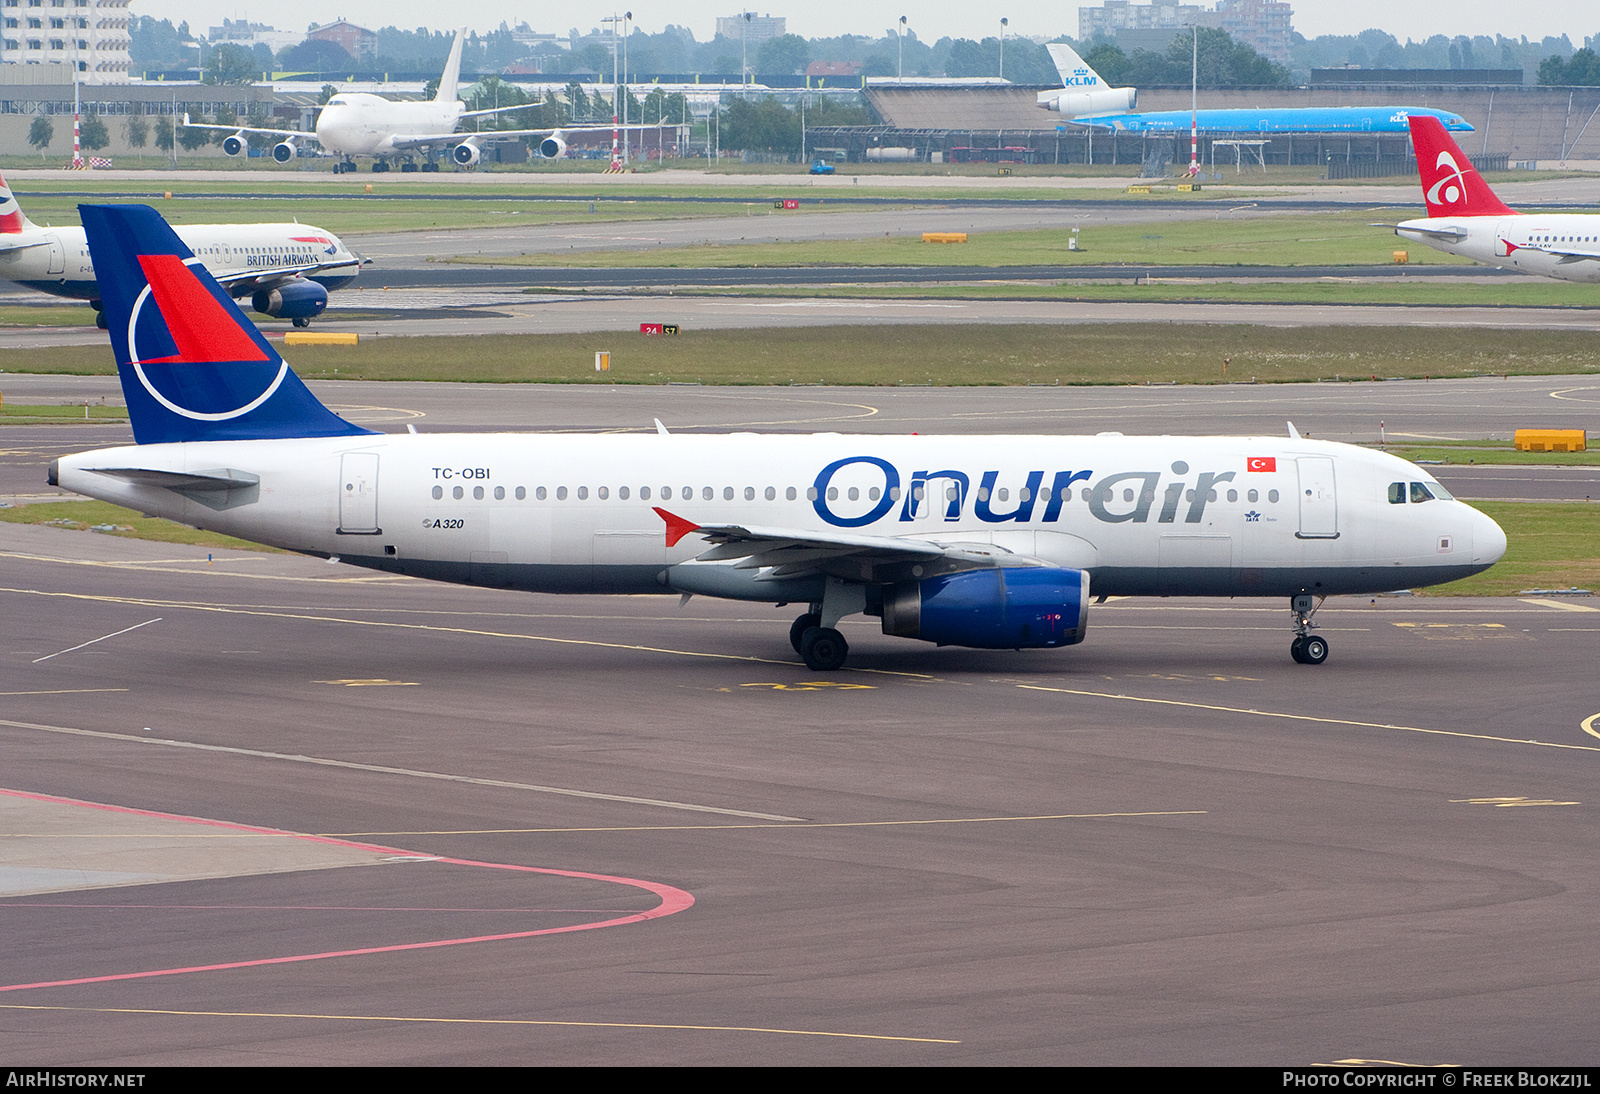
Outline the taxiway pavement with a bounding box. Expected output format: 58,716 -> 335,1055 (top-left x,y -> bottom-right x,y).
1,515 -> 1598,1064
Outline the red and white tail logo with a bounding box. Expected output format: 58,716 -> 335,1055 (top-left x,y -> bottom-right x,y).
0,170 -> 27,234
1408,115 -> 1514,218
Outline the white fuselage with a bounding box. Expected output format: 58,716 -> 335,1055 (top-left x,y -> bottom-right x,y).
54,432 -> 1505,602
1395,213 -> 1600,283
314,95 -> 467,156
0,222 -> 360,302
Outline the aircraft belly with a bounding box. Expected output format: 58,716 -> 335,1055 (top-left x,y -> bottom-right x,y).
341,555 -> 664,595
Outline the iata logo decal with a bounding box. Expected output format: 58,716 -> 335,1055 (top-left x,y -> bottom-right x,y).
126,254 -> 287,421
1426,150 -> 1469,206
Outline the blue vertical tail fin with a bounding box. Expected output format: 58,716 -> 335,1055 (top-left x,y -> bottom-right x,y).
80,203 -> 374,445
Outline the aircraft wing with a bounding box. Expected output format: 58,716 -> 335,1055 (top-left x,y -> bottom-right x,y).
397,124 -> 672,150
0,237 -> 47,253
656,507 -> 1038,582
213,259 -> 360,294
179,115 -> 315,141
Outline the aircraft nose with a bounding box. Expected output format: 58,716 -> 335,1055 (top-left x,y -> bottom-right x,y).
1471,506 -> 1507,565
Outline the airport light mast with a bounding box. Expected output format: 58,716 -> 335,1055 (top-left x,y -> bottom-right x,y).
897,16 -> 907,80
623,11 -> 632,165
603,13 -> 622,168
1188,23 -> 1200,176
999,18 -> 1007,79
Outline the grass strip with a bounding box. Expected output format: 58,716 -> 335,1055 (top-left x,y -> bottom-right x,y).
7,325 -> 1599,386
1426,501 -> 1600,597
0,499 -> 271,551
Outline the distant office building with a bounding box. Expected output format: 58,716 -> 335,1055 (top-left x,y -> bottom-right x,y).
306,19 -> 375,61
1079,1 -> 1205,40
1079,0 -> 1292,67
715,13 -> 785,46
511,24 -> 568,52
207,20 -> 303,56
1212,0 -> 1290,66
0,0 -> 131,84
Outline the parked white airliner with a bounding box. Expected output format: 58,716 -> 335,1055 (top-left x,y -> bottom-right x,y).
183,29 -> 660,172
1394,115 -> 1600,283
53,205 -> 1506,670
0,172 -> 360,326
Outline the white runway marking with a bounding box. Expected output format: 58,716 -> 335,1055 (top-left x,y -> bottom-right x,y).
32,617 -> 161,663
0,717 -> 806,823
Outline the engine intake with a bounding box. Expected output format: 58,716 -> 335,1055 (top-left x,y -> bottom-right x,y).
882,566 -> 1089,649
272,139 -> 297,164
538,135 -> 568,159
452,141 -> 482,167
222,132 -> 248,157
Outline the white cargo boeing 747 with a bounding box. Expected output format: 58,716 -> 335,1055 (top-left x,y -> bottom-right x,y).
51,205 -> 1506,670
184,29 -> 661,172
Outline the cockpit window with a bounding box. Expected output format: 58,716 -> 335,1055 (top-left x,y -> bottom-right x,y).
1388,482 -> 1406,504
1425,480 -> 1452,501
1410,481 -> 1437,503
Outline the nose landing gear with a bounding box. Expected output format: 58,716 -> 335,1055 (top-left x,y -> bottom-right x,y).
1289,594 -> 1328,664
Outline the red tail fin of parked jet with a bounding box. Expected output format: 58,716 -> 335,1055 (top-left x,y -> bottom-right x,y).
1407,115 -> 1515,218
0,170 -> 34,234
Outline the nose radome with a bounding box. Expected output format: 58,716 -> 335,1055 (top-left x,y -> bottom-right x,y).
1472,507 -> 1507,565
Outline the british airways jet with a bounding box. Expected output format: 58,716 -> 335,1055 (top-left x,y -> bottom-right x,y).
1392,114 -> 1600,283
1038,42 -> 1472,135
0,172 -> 360,327
51,205 -> 1506,670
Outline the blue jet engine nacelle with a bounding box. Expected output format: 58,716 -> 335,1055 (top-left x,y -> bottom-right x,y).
251,279 -> 328,320
880,566 -> 1090,649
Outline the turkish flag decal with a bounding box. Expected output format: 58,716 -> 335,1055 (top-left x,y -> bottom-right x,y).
1247,457 -> 1277,472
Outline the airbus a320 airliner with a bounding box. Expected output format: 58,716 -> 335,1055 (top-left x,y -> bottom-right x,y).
1393,114 -> 1600,283
52,205 -> 1506,670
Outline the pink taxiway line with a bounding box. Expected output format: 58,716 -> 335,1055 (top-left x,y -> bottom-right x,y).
0,787 -> 695,993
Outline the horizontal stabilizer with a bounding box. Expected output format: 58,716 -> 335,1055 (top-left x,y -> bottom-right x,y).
83,467 -> 260,491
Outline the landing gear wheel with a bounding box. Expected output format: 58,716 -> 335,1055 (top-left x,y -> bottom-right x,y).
292,317 -> 310,328
789,612 -> 822,654
1300,635 -> 1329,665
94,309 -> 107,330
1290,636 -> 1307,664
799,626 -> 848,672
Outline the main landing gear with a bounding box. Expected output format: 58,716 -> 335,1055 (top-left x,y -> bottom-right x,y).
1289,594 -> 1329,665
790,608 -> 848,672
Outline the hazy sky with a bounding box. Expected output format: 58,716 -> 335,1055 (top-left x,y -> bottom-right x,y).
158,1 -> 1594,48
